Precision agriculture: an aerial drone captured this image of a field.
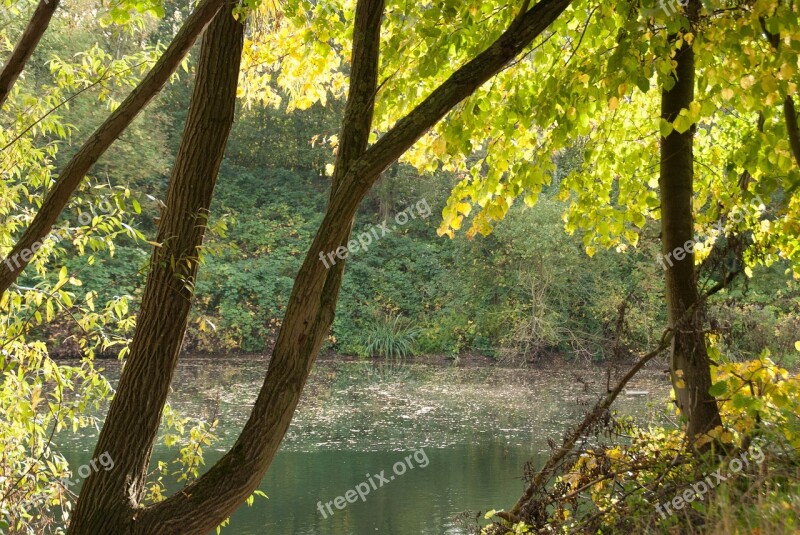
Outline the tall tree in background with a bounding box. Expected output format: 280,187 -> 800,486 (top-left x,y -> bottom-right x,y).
658,0 -> 721,437
434,0 -> 799,436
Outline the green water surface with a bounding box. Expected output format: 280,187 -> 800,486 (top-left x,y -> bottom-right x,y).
58,358 -> 669,534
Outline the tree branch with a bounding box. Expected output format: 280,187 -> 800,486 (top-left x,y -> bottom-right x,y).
502,331 -> 674,523
500,270 -> 737,525
342,0 -> 574,202
0,0 -> 60,109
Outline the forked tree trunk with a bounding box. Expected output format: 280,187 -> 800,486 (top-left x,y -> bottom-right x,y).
69,0 -> 573,532
68,5 -> 244,532
0,0 -> 225,297
659,12 -> 722,438
0,0 -> 60,108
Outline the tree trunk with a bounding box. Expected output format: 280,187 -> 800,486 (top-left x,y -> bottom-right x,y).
0,0 -> 225,298
785,95 -> 800,169
67,5 -> 244,532
69,0 -> 573,532
659,15 -> 722,438
0,0 -> 60,108
758,18 -> 800,177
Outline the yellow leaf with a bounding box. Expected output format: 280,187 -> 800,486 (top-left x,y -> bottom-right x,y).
432,136 -> 446,157
456,202 -> 472,216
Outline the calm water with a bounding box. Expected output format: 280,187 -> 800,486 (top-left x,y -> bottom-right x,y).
57,357 -> 670,534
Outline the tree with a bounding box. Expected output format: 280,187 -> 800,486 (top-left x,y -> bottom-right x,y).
434,0 -> 799,435
68,1 -> 246,530
658,0 -> 720,437
64,0 -> 573,531
0,3 -> 208,530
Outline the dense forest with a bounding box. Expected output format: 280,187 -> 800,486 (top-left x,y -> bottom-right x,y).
2,0 -> 800,532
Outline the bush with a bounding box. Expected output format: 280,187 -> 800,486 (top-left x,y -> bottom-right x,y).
363,313 -> 421,360
482,356 -> 800,535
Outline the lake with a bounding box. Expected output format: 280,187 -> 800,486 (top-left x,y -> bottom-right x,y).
57,356 -> 671,534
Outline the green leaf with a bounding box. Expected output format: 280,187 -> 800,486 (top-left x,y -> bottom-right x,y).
709,381 -> 728,397
110,7 -> 131,23
673,111 -> 693,134
659,118 -> 674,138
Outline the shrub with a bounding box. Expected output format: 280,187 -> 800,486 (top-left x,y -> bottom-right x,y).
363,313 -> 421,360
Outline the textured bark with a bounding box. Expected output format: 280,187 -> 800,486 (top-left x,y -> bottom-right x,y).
0,0 -> 225,297
659,19 -> 722,438
0,0 -> 60,108
69,0 -> 571,532
67,6 -> 243,533
125,2 -> 383,533
133,0 -> 572,531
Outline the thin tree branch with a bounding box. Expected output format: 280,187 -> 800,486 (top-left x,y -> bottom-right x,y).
501,330 -> 674,523
1,61 -> 148,152
500,271 -> 738,524
0,0 -> 60,109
